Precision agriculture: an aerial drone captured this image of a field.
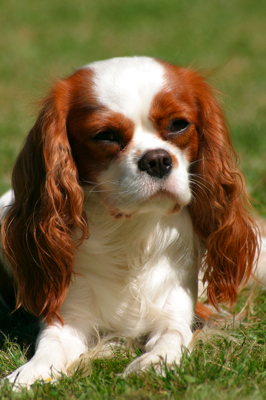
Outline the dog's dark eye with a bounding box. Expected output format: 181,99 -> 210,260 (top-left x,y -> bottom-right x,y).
169,119 -> 190,133
93,130 -> 119,143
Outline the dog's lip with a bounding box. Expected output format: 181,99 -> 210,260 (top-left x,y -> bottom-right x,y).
142,189 -> 178,203
108,191 -> 182,219
97,187 -> 184,219
140,188 -> 189,211
137,189 -> 183,216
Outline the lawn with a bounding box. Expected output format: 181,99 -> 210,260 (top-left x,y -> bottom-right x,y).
0,0 -> 266,398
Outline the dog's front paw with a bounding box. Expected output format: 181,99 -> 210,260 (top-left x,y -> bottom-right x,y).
6,359 -> 66,390
123,352 -> 164,376
122,330 -> 188,377
122,349 -> 181,377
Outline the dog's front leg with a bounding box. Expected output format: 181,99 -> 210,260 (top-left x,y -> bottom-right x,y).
123,284 -> 196,376
6,320 -> 89,389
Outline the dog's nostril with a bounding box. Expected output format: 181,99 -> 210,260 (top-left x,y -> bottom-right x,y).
163,157 -> 172,166
138,149 -> 172,179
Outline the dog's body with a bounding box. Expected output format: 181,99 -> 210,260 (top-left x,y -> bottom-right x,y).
0,57 -> 261,387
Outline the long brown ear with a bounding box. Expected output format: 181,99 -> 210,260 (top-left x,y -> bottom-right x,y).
187,73 -> 260,308
1,80 -> 88,323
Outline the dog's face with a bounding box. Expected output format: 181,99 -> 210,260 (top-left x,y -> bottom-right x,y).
66,57 -> 200,218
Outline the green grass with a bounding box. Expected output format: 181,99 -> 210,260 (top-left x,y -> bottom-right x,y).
0,0 -> 266,398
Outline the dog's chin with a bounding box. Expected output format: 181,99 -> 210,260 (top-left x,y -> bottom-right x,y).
106,191 -> 185,220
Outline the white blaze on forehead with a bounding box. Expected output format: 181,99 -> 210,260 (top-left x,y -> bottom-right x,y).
85,57 -> 166,121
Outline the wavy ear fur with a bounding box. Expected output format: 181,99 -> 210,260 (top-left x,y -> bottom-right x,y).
1,80 -> 88,323
187,72 -> 260,308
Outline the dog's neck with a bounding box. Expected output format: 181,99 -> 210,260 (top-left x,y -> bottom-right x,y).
76,193 -> 199,276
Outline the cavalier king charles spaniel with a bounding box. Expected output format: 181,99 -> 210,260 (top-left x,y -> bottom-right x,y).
0,56 -> 261,388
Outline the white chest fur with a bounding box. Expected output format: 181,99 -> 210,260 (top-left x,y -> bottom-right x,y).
61,204 -> 202,339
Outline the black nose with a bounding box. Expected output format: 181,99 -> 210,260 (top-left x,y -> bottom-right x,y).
138,149 -> 172,179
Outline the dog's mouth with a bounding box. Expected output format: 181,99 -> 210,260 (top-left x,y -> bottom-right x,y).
105,189 -> 182,220
139,189 -> 182,215
143,189 -> 178,203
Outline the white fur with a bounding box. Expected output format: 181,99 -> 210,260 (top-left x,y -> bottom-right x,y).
89,56 -> 165,121
0,189 -> 14,222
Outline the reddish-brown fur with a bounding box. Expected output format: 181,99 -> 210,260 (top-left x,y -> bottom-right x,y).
195,301 -> 215,321
1,70 -> 91,323
1,60 -> 259,325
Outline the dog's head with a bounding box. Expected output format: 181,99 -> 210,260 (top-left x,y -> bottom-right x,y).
1,57 -> 259,322
67,57 -> 201,217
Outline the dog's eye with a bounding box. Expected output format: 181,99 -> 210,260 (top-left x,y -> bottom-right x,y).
93,130 -> 119,143
169,119 -> 190,133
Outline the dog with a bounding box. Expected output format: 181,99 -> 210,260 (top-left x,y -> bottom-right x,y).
0,56 -> 261,388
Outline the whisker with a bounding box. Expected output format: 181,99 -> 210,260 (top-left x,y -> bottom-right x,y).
189,156 -> 222,167
189,178 -> 213,197
189,179 -> 213,208
83,180 -> 122,195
